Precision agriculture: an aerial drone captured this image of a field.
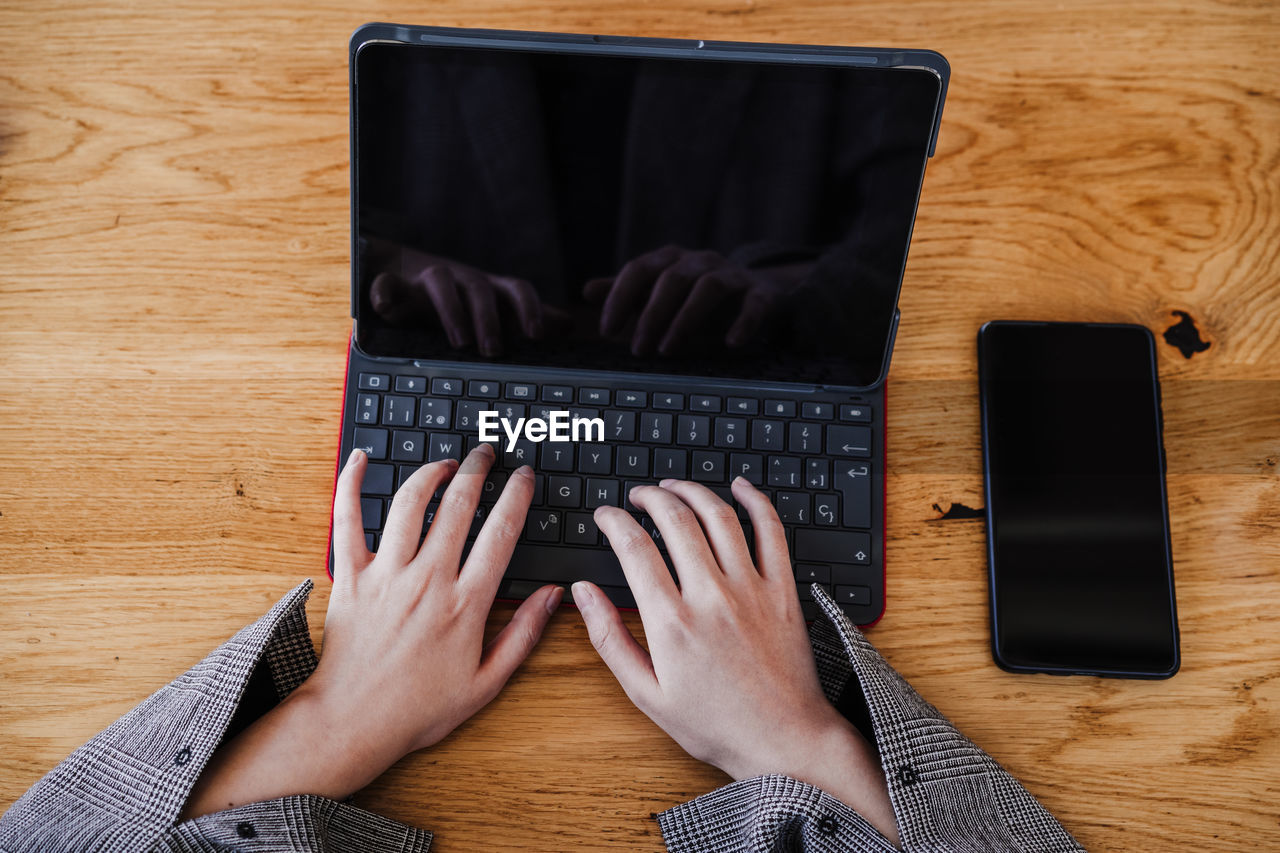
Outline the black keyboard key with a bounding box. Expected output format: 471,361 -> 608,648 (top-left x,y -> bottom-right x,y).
541,443 -> 574,472
357,372 -> 389,391
381,395 -> 415,427
751,420 -> 784,451
418,399 -> 451,429
533,474 -> 544,505
834,461 -> 872,528
361,463 -> 395,496
355,393 -> 379,424
598,584 -> 637,609
827,425 -> 872,457
464,380 -> 495,398
802,402 -> 834,420
480,471 -> 508,503
503,438 -> 535,469
806,459 -> 830,490
623,480 -> 645,511
396,465 -> 420,490
431,377 -> 462,396
579,445 -> 612,475
690,394 -> 721,413
640,517 -> 666,550
677,415 -> 711,446
542,385 -> 573,403
653,392 -> 683,410
365,532 -> 376,551
503,544 -> 627,588
604,410 -> 636,442
640,413 -> 673,443
727,397 -> 758,415
776,491 -> 810,524
692,450 -> 725,482
579,387 -> 610,405
836,585 -> 872,606
494,401 -> 526,422
714,417 -> 748,449
768,456 -> 802,488
565,512 -> 599,545
585,478 -> 620,508
653,448 -> 688,479
795,529 -> 871,564
353,427 -> 388,460
616,390 -> 646,407
840,404 -> 873,423
454,401 -> 485,432
764,400 -> 796,417
788,422 -> 821,454
796,563 -> 831,584
391,430 -> 425,463
548,475 -> 581,508
729,453 -> 764,485
616,446 -> 650,477
506,382 -> 536,400
814,493 -> 839,526
360,497 -> 383,530
525,510 -> 562,542
395,375 -> 427,393
427,433 -> 463,462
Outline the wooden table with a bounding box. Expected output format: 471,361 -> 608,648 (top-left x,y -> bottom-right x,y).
2,1 -> 1277,848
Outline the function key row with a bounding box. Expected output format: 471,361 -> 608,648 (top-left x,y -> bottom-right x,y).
355,374 -> 872,421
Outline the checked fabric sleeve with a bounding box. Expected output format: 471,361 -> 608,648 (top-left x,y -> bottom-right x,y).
657,585 -> 1086,852
0,580 -> 432,853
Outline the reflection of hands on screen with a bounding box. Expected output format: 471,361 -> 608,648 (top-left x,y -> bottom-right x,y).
583,245 -> 792,357
369,245 -> 548,357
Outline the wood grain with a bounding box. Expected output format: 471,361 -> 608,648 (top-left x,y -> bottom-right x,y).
2,0 -> 1278,848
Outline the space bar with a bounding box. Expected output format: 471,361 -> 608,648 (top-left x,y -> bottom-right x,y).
505,544 -> 627,587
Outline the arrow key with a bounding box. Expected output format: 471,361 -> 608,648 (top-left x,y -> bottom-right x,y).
827,425 -> 872,458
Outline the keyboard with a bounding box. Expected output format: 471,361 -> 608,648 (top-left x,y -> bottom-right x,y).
339,368 -> 883,625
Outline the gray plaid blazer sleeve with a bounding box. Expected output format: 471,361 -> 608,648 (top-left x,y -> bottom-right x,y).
0,580 -> 432,853
657,586 -> 1086,853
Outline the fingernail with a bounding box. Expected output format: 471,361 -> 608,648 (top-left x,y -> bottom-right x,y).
658,478 -> 676,488
476,442 -> 495,457
572,581 -> 594,609
545,586 -> 564,614
348,448 -> 364,465
517,464 -> 534,478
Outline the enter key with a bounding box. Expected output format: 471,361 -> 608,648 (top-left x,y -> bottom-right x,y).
834,461 -> 872,529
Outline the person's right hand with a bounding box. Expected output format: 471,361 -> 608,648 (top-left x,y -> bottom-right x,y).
574,478 -> 900,846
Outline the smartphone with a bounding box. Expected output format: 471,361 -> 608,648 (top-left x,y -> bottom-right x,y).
978,321 -> 1179,678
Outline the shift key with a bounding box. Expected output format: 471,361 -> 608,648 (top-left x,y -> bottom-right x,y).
795,529 -> 871,565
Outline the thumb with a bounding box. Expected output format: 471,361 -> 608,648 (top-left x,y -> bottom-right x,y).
573,581 -> 660,711
477,584 -> 561,702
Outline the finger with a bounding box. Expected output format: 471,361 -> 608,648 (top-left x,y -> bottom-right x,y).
594,505 -> 680,609
725,286 -> 773,348
455,270 -> 504,357
656,479 -> 754,578
572,581 -> 661,711
369,271 -> 430,325
460,465 -> 535,597
493,275 -> 545,339
420,265 -> 472,349
730,476 -> 792,582
420,443 -> 495,570
582,276 -> 613,304
333,449 -> 373,574
627,485 -> 722,594
632,263 -> 698,356
378,458 -> 460,567
600,246 -> 677,336
659,271 -> 732,355
475,584 -> 562,704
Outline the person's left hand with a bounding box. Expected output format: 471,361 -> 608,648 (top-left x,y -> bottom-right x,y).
183,445 -> 560,818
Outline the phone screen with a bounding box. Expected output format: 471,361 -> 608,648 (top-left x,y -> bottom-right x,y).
978,322 -> 1179,678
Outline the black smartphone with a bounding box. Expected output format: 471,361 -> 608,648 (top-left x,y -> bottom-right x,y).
978,321 -> 1179,678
